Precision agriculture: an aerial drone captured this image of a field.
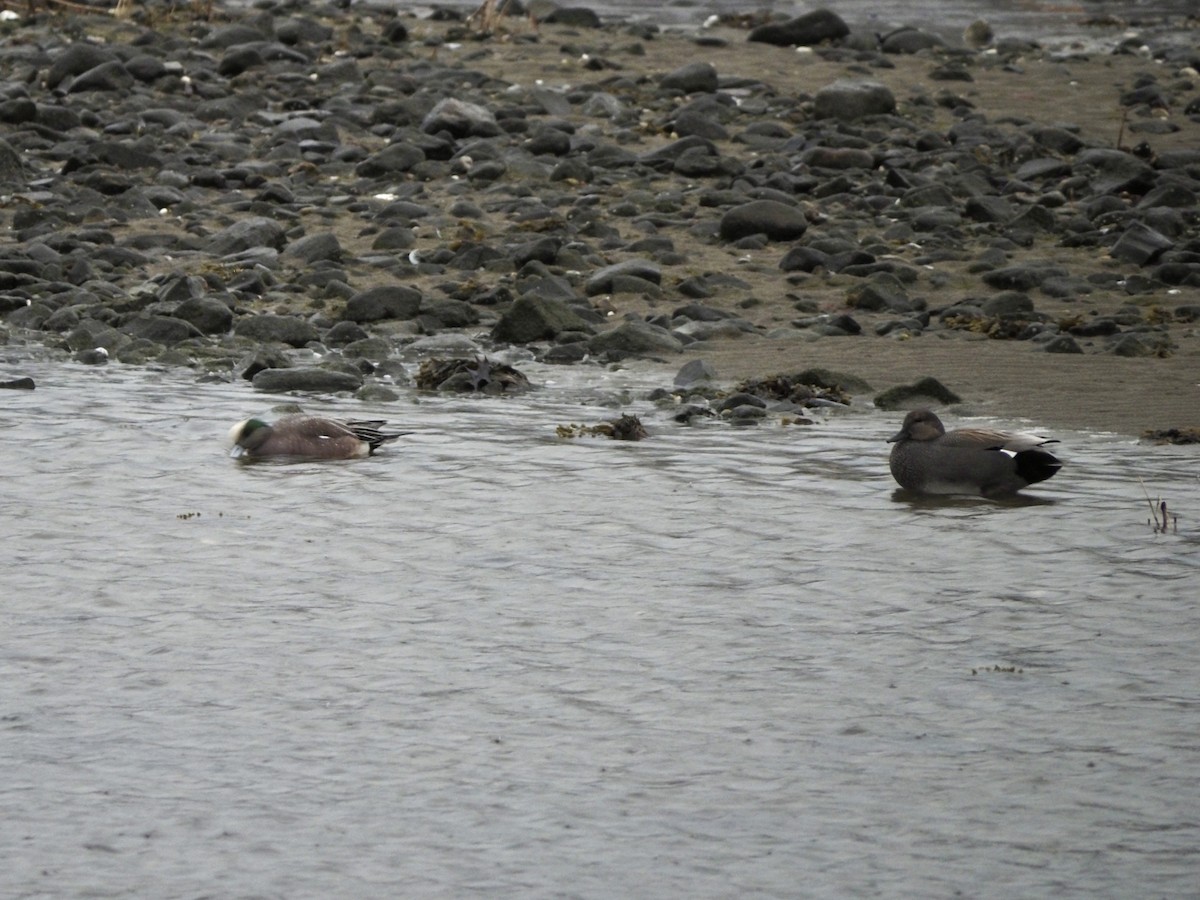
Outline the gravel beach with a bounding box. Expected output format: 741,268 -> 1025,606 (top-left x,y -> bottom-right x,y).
1,2 -> 1198,435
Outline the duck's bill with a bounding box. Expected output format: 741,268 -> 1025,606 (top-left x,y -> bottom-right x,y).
229,445 -> 248,459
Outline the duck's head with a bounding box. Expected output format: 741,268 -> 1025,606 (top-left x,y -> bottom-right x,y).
888,409 -> 945,443
228,418 -> 269,458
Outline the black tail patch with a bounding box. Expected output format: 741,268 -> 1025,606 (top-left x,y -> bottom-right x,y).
1014,448 -> 1062,486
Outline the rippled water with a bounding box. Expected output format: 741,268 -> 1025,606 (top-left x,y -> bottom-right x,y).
3,352 -> 1198,897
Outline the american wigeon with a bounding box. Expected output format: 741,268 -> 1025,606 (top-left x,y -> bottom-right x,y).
887,409 -> 1062,497
228,415 -> 408,461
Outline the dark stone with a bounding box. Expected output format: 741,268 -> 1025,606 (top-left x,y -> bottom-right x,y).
981,292 -> 1035,318
1073,148 -> 1155,195
218,46 -> 265,77
421,98 -> 501,138
285,232 -> 344,265
813,81 -> 896,120
586,258 -> 662,296
234,314 -> 321,347
208,217 -> 287,256
779,245 -> 830,273
748,9 -> 849,47
343,286 -> 423,323
174,296 -> 233,334
1109,334 -> 1158,357
121,314 -> 203,344
356,142 -> 425,177
252,366 -> 364,394
420,299 -> 480,328
879,27 -> 945,53
45,44 -> 118,90
874,376 -> 961,410
719,200 -> 807,242
674,359 -> 718,389
492,295 -> 592,343
660,62 -> 718,94
848,282 -> 914,313
1110,222 -> 1175,266
541,7 -> 602,27
67,61 -> 134,93
324,320 -> 369,346
0,138 -> 23,186
981,263 -> 1069,292
1043,334 -> 1083,354
588,319 -> 683,356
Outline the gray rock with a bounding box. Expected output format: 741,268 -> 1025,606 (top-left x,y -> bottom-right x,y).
0,138 -> 23,185
208,217 -> 287,256
218,46 -> 265,77
517,272 -> 583,304
341,337 -> 393,361
234,314 -> 320,347
420,298 -> 480,329
356,142 -> 425,177
719,199 -> 808,242
981,292 -> 1035,318
541,7 -> 602,27
588,319 -> 683,356
660,62 -> 718,94
198,23 -> 271,50
285,232 -> 343,265
324,320 -> 369,346
252,366 -> 364,394
1110,222 -> 1175,266
880,27 -> 946,54
372,227 -> 417,251
421,98 -> 501,138
1109,334 -> 1158,357
174,296 -> 233,334
122,314 -> 204,344
718,391 -> 766,412
674,359 -> 718,389
157,275 -> 206,305
492,295 -> 592,343
67,61 -> 134,93
981,263 -> 1069,292
586,258 -> 662,296
813,81 -> 896,121
802,147 -> 875,170
779,245 -> 830,273
66,320 -> 131,354
748,9 -> 849,47
1043,334 -> 1083,353
343,285 -> 423,323
874,376 -> 961,410
671,111 -> 729,142
1074,148 -> 1155,196
236,348 -> 292,381
847,277 -> 914,313
45,44 -> 118,89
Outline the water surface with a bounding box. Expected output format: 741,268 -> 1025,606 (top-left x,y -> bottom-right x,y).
2,353 -> 1198,897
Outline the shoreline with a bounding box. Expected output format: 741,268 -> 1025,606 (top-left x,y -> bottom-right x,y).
1,3 -> 1198,438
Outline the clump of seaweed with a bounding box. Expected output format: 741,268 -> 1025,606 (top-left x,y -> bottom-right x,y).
942,314 -> 1032,340
557,414 -> 648,441
415,356 -> 531,394
1142,427 -> 1200,445
733,371 -> 852,408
